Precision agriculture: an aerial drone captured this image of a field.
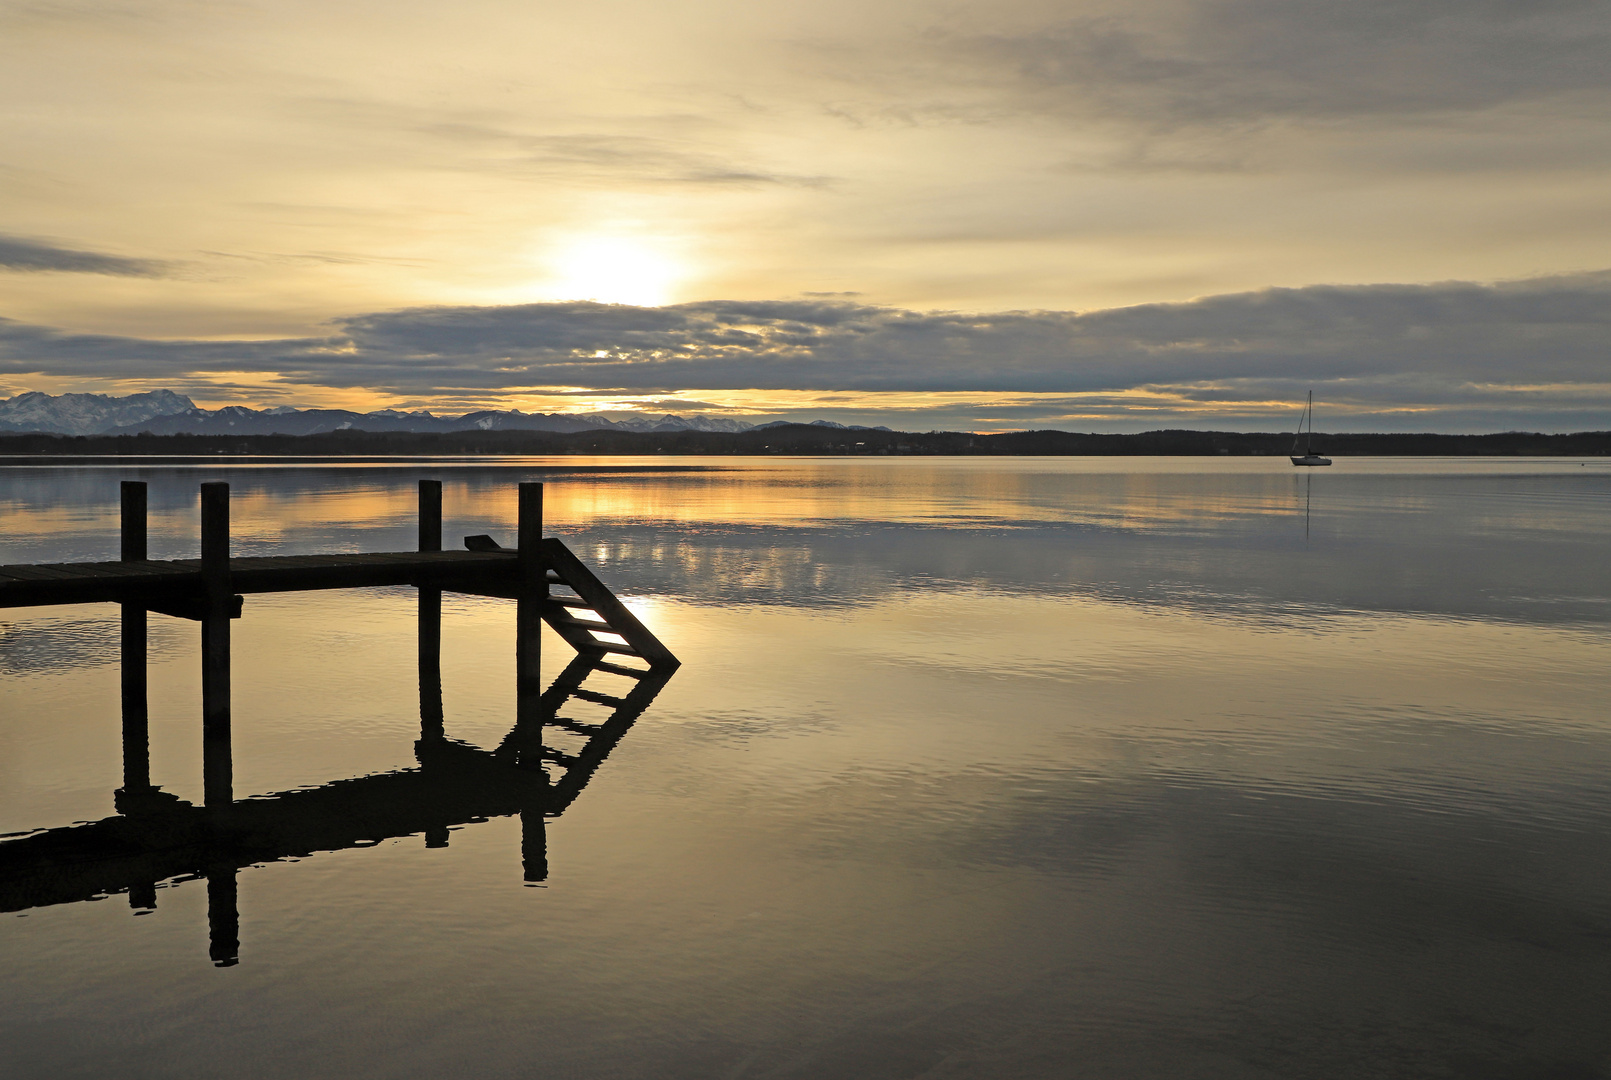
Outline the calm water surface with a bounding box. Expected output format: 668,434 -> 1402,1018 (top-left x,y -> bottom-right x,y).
2,456 -> 1610,1079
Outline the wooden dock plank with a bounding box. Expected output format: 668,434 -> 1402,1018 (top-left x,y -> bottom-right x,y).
0,550 -> 520,609
1,565 -> 100,581
94,561 -> 186,578
1,541 -> 676,671
60,562 -> 179,579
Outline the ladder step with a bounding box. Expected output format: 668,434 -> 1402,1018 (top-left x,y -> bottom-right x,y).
591,640 -> 641,656
590,660 -> 649,679
554,616 -> 615,634
550,597 -> 594,610
573,688 -> 625,707
551,716 -> 605,737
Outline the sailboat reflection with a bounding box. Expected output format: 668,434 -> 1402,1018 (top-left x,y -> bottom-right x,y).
0,597 -> 674,967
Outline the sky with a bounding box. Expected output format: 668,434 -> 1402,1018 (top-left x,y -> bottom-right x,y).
1,0 -> 1608,432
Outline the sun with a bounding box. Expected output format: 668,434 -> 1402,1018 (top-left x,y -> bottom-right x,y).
542,235 -> 681,307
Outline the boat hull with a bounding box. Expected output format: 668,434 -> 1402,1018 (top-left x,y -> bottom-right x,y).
1290,455 -> 1332,466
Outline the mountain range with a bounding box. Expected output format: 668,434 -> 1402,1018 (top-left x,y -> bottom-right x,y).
0,390 -> 888,437
0,390 -> 197,435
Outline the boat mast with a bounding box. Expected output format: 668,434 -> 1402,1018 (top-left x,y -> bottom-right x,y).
1304,391 -> 1313,457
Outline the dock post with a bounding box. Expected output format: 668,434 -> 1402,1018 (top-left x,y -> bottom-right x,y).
119,606 -> 151,794
121,480 -> 147,562
518,481 -> 544,590
516,483 -> 545,733
199,482 -> 232,810
521,805 -> 549,883
419,480 -> 444,741
419,479 -> 442,553
206,864 -> 240,967
119,481 -> 151,797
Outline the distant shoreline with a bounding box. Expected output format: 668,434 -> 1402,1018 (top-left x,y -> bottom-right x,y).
0,425 -> 1607,457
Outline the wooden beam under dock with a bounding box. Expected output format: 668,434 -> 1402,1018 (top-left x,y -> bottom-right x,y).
0,550 -> 520,607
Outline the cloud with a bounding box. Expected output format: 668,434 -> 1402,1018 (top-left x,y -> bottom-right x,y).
291,97 -> 832,189
1,270 -> 1608,429
510,133 -> 833,188
804,0 -> 1611,180
939,0 -> 1611,129
0,234 -> 170,277
317,273 -> 1611,395
0,318 -> 312,377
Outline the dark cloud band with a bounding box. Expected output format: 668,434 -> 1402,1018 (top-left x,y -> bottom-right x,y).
0,235 -> 169,277
950,0 -> 1611,127
0,270 -> 1607,427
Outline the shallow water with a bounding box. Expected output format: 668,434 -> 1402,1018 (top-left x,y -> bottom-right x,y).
2,456 -> 1610,1079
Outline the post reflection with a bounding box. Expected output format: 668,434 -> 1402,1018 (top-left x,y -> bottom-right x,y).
0,589 -> 675,967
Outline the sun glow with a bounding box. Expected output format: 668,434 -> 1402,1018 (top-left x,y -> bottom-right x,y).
541,235 -> 682,307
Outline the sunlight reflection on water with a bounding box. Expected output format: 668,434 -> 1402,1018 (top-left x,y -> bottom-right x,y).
2,457 -> 1610,1078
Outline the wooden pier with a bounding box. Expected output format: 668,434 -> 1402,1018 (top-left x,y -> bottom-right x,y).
0,479 -> 680,964
0,479 -> 678,670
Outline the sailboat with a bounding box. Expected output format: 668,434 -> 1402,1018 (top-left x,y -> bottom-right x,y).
1290,391 -> 1332,467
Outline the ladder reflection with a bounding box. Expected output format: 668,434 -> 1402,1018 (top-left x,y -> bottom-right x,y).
0,597 -> 675,966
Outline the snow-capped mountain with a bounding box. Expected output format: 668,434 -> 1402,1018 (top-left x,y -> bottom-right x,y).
105,405 -> 630,436
0,389 -> 890,437
0,389 -> 196,435
0,390 -> 774,436
583,413 -> 755,434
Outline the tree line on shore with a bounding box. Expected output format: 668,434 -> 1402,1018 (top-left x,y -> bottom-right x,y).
0,425 -> 1608,456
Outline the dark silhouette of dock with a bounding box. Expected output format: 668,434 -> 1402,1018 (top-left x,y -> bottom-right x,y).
0,479 -> 677,669
0,549 -> 514,607
0,479 -> 679,965
0,652 -> 673,965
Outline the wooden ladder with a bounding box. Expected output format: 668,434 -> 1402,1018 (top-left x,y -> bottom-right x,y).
492,652 -> 674,813
536,537 -> 679,671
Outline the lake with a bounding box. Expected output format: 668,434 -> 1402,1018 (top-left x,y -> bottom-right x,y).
3,456 -> 1610,1079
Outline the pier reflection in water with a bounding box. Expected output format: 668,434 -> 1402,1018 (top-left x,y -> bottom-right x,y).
0,583 -> 673,966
